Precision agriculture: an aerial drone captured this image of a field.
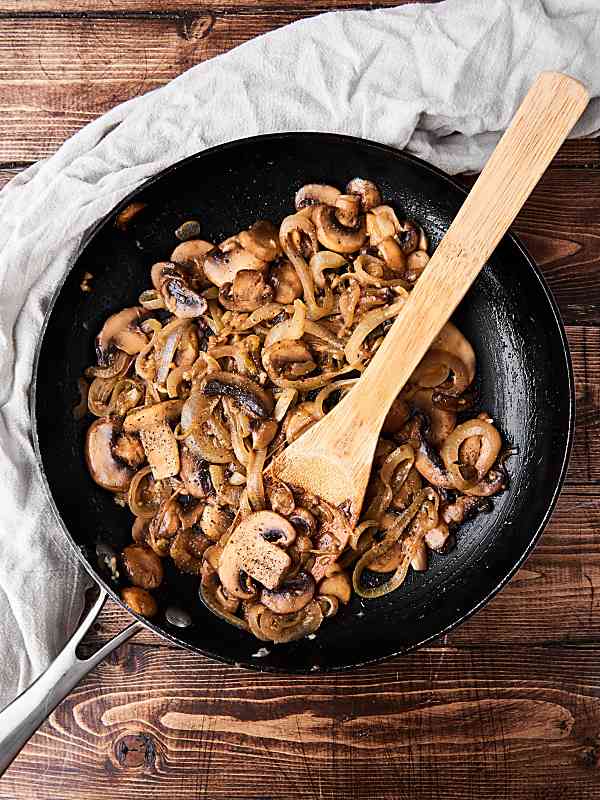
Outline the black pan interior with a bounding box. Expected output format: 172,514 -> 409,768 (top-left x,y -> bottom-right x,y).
33,133 -> 573,672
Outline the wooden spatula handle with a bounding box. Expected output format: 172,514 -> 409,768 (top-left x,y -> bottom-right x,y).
359,71 -> 589,420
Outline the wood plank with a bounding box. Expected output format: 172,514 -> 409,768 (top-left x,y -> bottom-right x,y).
0,0 -> 434,9
3,642 -> 600,799
0,13 -> 598,173
83,485 -> 600,652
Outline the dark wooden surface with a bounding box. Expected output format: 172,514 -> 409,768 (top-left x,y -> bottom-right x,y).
2,2 -> 600,798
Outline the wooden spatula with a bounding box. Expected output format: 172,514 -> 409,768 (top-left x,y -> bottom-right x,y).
270,71 -> 589,526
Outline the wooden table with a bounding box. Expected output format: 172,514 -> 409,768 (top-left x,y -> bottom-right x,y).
2,1 -> 600,797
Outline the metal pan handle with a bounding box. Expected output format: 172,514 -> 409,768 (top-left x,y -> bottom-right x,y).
0,589 -> 142,777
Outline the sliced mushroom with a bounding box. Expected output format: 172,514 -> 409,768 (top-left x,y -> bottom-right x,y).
431,322 -> 476,386
85,417 -> 136,492
200,502 -> 234,541
295,183 -> 341,209
147,496 -> 181,556
204,241 -> 268,287
96,307 -> 147,366
377,237 -> 406,272
270,259 -> 303,304
406,250 -> 430,282
318,570 -> 351,603
366,205 -> 401,247
396,220 -> 419,255
289,507 -> 317,536
266,480 -> 295,516
239,221 -> 281,262
180,444 -> 212,499
111,431 -> 146,470
219,269 -> 273,312
151,261 -> 185,291
170,239 -> 214,279
442,495 -> 491,525
122,543 -> 164,589
410,388 -> 456,447
313,205 -> 367,253
170,529 -> 211,575
201,370 -> 274,420
160,276 -> 207,318
261,571 -> 315,614
424,522 -> 451,552
132,515 -> 150,544
218,510 -> 296,598
335,194 -> 361,228
124,400 -> 182,480
346,178 -> 382,211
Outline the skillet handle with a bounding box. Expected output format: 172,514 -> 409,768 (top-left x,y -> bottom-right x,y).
0,589 -> 143,777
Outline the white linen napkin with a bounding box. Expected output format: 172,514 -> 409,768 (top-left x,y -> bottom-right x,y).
1,0 -> 599,709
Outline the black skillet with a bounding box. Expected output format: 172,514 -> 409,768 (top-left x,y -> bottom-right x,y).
33,133 -> 574,671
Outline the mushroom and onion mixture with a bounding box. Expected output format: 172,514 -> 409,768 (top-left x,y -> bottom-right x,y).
82,178 -> 509,644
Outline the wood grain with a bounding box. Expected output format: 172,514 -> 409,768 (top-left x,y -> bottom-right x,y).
3,642 -> 600,799
0,0 -> 433,9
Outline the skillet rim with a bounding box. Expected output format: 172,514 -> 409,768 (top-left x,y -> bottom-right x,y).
30,131 -> 575,673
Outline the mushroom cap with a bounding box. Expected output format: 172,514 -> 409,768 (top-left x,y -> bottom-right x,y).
96,307 -> 147,364
85,417 -> 135,492
151,261 -> 185,291
346,178 -> 382,211
170,239 -> 214,275
270,260 -> 303,304
313,205 -> 367,254
218,510 -> 296,598
335,194 -> 361,228
180,444 -> 212,499
219,269 -> 273,312
295,183 -> 341,209
239,221 -> 281,262
204,242 -> 268,287
122,543 -> 164,589
261,571 -> 316,614
366,205 -> 401,247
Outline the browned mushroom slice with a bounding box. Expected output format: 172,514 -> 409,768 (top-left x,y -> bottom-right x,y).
295,183 -> 341,209
377,237 -> 406,273
200,503 -> 234,541
239,221 -> 281,262
122,543 -> 164,589
269,259 -> 303,303
180,444 -> 212,499
366,205 -> 401,247
313,205 -> 367,253
346,178 -> 382,211
335,194 -> 361,228
431,322 -> 476,385
201,370 -> 274,420
95,307 -> 147,366
396,220 -> 419,254
410,388 -> 456,447
85,417 -> 137,492
318,570 -> 352,603
406,250 -> 430,282
218,510 -> 296,598
218,269 -> 273,312
261,571 -> 315,614
203,241 -> 268,287
160,276 -> 207,318
424,522 -> 451,552
170,239 -> 214,280
170,529 -> 211,575
151,261 -> 185,291
124,400 -> 183,480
